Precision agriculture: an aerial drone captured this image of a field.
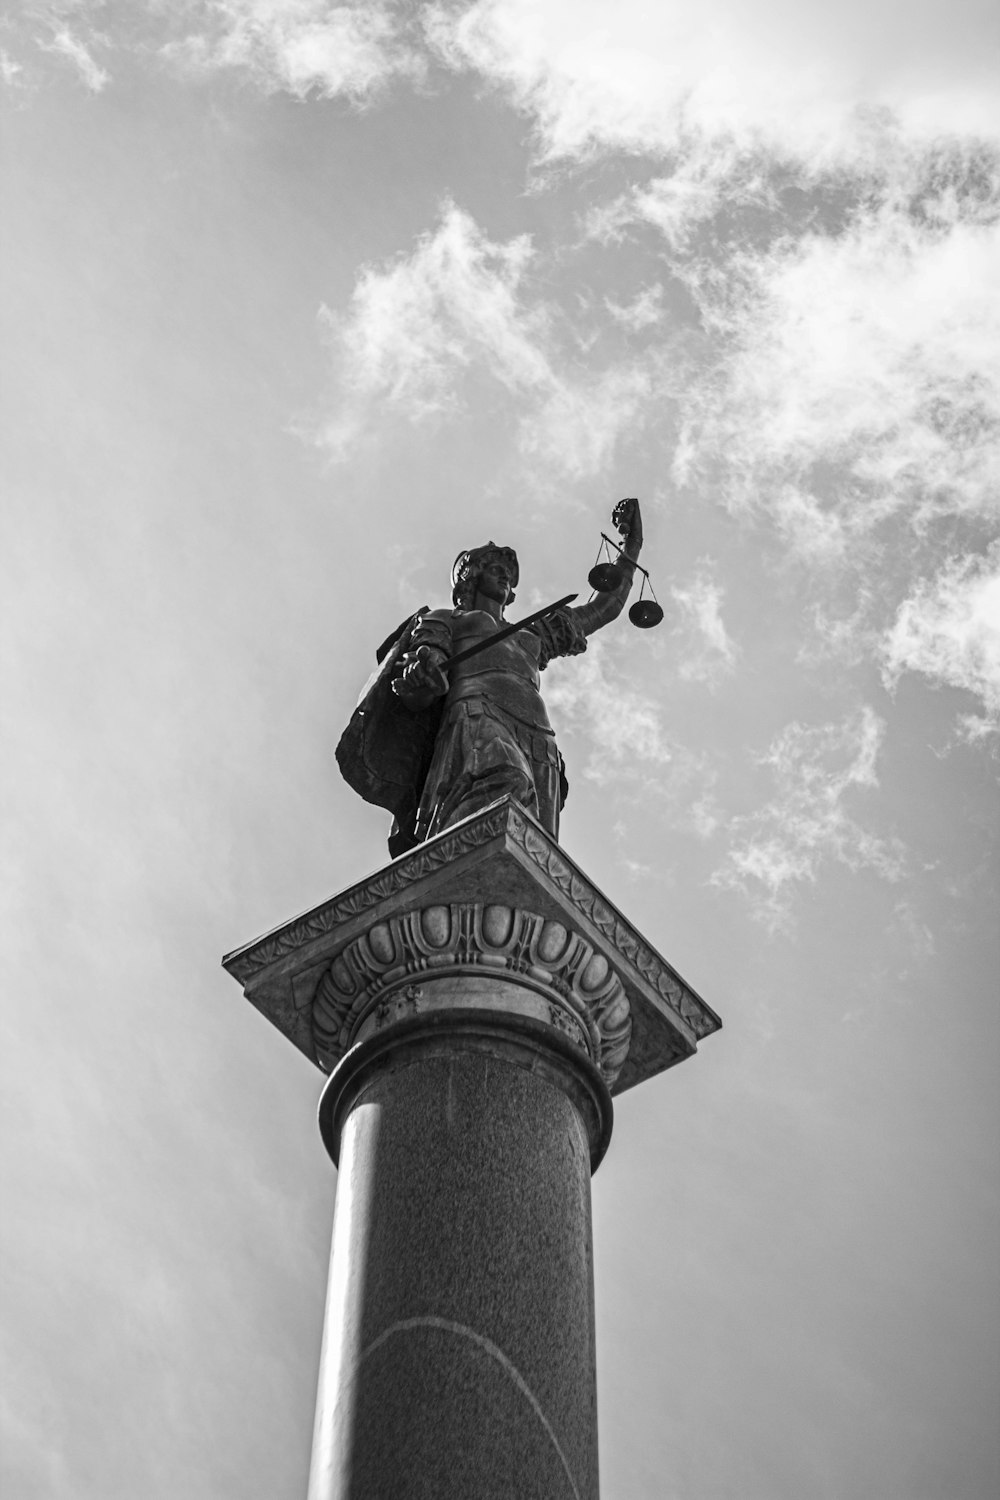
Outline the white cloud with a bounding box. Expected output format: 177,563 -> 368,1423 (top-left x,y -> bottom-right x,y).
670,155 -> 1000,546
712,706 -> 904,929
0,48 -> 25,87
42,26 -> 110,92
545,639 -> 675,784
170,0 -> 424,100
516,360 -> 657,480
15,0 -> 1000,161
891,898 -> 936,965
670,566 -> 738,686
315,202 -> 663,476
797,591 -> 879,668
315,203 -> 550,453
604,285 -> 665,332
882,543 -> 1000,740
543,636 -> 713,828
587,138 -> 781,252
423,0 -> 1000,165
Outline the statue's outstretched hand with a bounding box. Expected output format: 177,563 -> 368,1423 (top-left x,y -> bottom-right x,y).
612,497 -> 643,552
392,644 -> 450,707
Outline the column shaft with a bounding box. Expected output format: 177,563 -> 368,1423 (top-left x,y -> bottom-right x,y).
308,1012 -> 610,1500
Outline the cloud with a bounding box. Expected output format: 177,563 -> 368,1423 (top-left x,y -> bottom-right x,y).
604,285 -> 664,331
41,25 -> 110,92
881,543 -> 1000,741
14,1 -> 1000,162
543,636 -> 712,824
423,0 -> 1000,164
797,591 -> 880,669
545,639 -> 674,783
712,706 -> 904,929
670,566 -> 738,686
669,148 -> 1000,547
584,131 -> 1000,694
168,0 -> 425,100
0,47 -> 25,87
891,898 -> 936,965
588,142 -> 784,253
315,203 -> 550,450
315,202 -> 664,476
515,359 -> 658,480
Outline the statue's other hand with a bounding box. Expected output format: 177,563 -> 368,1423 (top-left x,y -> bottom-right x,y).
393,644 -> 449,703
612,497 -> 643,550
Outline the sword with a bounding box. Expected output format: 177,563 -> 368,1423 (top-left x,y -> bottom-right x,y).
444,593 -> 578,670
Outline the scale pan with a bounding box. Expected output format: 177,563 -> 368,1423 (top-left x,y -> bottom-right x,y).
629,599 -> 664,629
588,562 -> 625,592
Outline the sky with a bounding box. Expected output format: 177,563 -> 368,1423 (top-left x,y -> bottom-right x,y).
1,2 -> 998,1497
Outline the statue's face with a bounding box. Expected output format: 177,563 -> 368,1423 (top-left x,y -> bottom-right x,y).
475,551 -> 517,606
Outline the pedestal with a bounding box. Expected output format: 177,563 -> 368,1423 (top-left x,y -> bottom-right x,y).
222,798 -> 720,1499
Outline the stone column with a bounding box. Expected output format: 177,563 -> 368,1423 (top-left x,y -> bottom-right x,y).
307,1008 -> 612,1500
222,799 -> 721,1500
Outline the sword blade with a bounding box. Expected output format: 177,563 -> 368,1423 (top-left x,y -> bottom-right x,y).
445,593 -> 578,670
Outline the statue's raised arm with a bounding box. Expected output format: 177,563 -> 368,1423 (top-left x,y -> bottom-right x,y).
568,498 -> 644,638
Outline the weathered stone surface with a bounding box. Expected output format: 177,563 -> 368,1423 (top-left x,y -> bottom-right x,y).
222,796 -> 721,1097
311,901 -> 632,1090
307,1013 -> 608,1500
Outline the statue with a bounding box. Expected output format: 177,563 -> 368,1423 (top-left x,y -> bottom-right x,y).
336,499 -> 645,856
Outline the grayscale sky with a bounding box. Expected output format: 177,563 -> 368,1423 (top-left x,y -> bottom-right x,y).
1,3 -> 998,1497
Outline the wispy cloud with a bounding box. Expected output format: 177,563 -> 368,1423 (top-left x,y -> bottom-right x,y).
670,565 -> 738,686
581,133 -> 1000,706
315,203 -> 550,451
14,0 -> 1000,159
545,639 -> 674,783
314,202 -> 667,476
882,542 -> 1000,742
891,898 -> 936,966
670,147 -> 1000,547
712,706 -> 904,930
515,360 -> 659,480
0,47 -> 25,87
586,139 -> 783,253
168,0 -> 425,100
544,636 -> 712,822
41,25 -> 110,92
604,285 -> 664,331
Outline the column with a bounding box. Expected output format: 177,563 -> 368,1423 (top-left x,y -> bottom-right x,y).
307,1008 -> 612,1500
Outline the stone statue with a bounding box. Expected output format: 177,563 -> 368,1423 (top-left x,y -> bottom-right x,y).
336,499 -> 644,856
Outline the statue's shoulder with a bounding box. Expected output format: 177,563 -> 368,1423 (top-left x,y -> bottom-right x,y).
420,606 -> 457,623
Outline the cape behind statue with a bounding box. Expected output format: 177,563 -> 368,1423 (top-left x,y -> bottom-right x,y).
335,609 -> 444,858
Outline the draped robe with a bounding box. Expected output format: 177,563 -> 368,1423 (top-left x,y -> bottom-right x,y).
402,604 -> 588,843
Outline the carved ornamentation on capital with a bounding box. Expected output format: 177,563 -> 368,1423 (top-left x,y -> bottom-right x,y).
504,806 -> 714,1039
225,799 -> 715,1050
311,902 -> 631,1089
230,808 -> 512,980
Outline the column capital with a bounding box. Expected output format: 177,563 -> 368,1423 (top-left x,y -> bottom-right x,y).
223,797 -> 721,1098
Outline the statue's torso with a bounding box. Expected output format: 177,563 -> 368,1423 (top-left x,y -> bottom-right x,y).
439,609 -> 552,733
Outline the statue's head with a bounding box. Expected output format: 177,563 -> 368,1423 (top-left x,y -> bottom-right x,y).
451,542 -> 519,609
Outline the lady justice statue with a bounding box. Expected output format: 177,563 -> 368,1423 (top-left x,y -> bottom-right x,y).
336,499 -> 644,856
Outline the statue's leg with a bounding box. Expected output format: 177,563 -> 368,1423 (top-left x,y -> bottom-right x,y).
442,762 -> 537,830
532,751 -> 562,841
430,705 -> 539,834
